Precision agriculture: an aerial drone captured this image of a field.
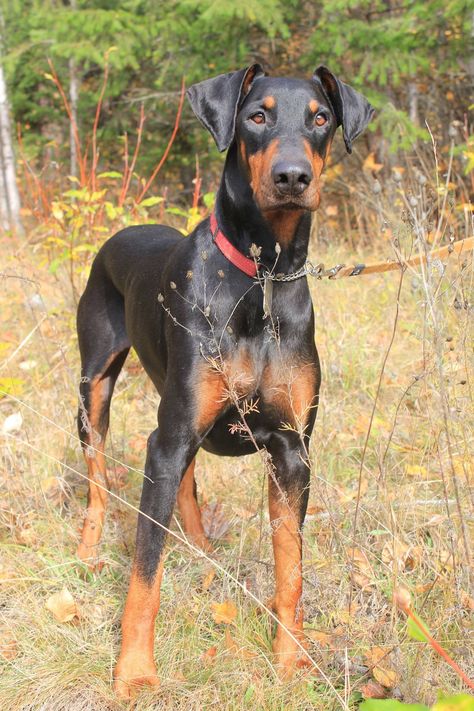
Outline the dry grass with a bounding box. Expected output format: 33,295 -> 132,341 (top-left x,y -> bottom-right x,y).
0,158 -> 473,710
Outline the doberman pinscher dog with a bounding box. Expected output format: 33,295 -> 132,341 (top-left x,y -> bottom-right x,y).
76,64 -> 373,697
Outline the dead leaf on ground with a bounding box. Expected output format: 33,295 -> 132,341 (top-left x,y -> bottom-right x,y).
201,646 -> 217,663
361,680 -> 387,699
45,587 -> 79,623
201,502 -> 231,539
347,546 -> 374,588
212,599 -> 237,625
201,568 -> 216,591
16,526 -> 38,547
405,463 -> 430,478
365,646 -> 399,689
381,540 -> 420,572
460,590 -> 474,611
0,630 -> 18,660
373,665 -> 399,688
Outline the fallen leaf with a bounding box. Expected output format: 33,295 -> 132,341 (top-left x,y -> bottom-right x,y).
405,464 -> 429,478
212,599 -> 237,625
1,411 -> 23,434
382,540 -> 420,571
201,645 -> 217,663
202,568 -> 216,591
460,590 -> 474,612
361,680 -> 387,699
16,526 -> 38,547
45,587 -> 78,623
365,646 -> 399,689
363,152 -> 383,173
365,646 -> 389,667
0,630 -> 18,660
373,666 -> 399,688
347,546 -> 374,588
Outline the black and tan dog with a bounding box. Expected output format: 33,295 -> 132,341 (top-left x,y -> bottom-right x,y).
76,64 -> 373,697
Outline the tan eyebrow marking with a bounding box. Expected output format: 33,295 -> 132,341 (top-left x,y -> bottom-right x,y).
263,96 -> 276,110
309,99 -> 319,113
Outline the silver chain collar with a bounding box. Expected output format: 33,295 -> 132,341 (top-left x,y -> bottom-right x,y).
260,260 -> 346,283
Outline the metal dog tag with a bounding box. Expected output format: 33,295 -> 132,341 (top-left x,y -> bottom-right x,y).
263,275 -> 273,319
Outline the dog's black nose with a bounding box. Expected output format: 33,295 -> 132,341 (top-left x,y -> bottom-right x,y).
272,160 -> 313,195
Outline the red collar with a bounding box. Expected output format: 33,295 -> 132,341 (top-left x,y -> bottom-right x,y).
210,211 -> 259,278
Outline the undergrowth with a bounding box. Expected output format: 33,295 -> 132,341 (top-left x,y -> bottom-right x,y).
0,84 -> 473,710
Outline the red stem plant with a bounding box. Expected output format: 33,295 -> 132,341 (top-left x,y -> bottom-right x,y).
394,588 -> 474,690
47,58 -> 87,187
119,103 -> 146,207
135,77 -> 186,205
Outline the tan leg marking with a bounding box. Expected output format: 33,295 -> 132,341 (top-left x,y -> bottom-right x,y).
177,458 -> 213,552
114,560 -> 164,699
262,359 -> 317,432
269,481 -> 309,678
194,364 -> 229,433
194,352 -> 257,433
77,375 -> 110,568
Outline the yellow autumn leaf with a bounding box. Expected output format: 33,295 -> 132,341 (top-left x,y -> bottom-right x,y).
373,665 -> 399,688
211,599 -> 237,625
45,587 -> 78,623
202,568 -> 216,591
405,464 -> 429,478
363,152 -> 383,173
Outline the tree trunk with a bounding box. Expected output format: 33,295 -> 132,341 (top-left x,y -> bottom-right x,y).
407,80 -> 419,126
69,56 -> 79,177
0,12 -> 22,233
68,0 -> 79,178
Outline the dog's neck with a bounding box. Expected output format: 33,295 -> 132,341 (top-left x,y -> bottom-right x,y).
213,143 -> 312,273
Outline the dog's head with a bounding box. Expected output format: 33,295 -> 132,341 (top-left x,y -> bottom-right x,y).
187,65 -> 374,213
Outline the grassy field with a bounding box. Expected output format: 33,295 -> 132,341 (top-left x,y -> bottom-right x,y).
0,162 -> 473,710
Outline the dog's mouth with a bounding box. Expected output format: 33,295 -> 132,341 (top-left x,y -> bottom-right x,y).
255,187 -> 321,213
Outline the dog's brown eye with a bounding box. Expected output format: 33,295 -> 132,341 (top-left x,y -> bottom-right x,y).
315,113 -> 327,127
250,112 -> 265,125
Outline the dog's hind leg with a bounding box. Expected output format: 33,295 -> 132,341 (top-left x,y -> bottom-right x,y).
76,271 -> 130,568
176,458 -> 213,552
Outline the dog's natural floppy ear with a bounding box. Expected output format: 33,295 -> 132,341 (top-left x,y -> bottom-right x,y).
186,64 -> 265,152
313,66 -> 374,154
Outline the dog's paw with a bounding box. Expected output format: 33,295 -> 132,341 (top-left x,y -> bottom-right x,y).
113,657 -> 159,700
76,543 -> 104,573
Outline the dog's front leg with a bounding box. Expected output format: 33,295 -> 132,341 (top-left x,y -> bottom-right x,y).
114,409 -> 200,699
267,433 -> 311,679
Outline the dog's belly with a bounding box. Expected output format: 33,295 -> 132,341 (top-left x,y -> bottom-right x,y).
202,405 -> 259,456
